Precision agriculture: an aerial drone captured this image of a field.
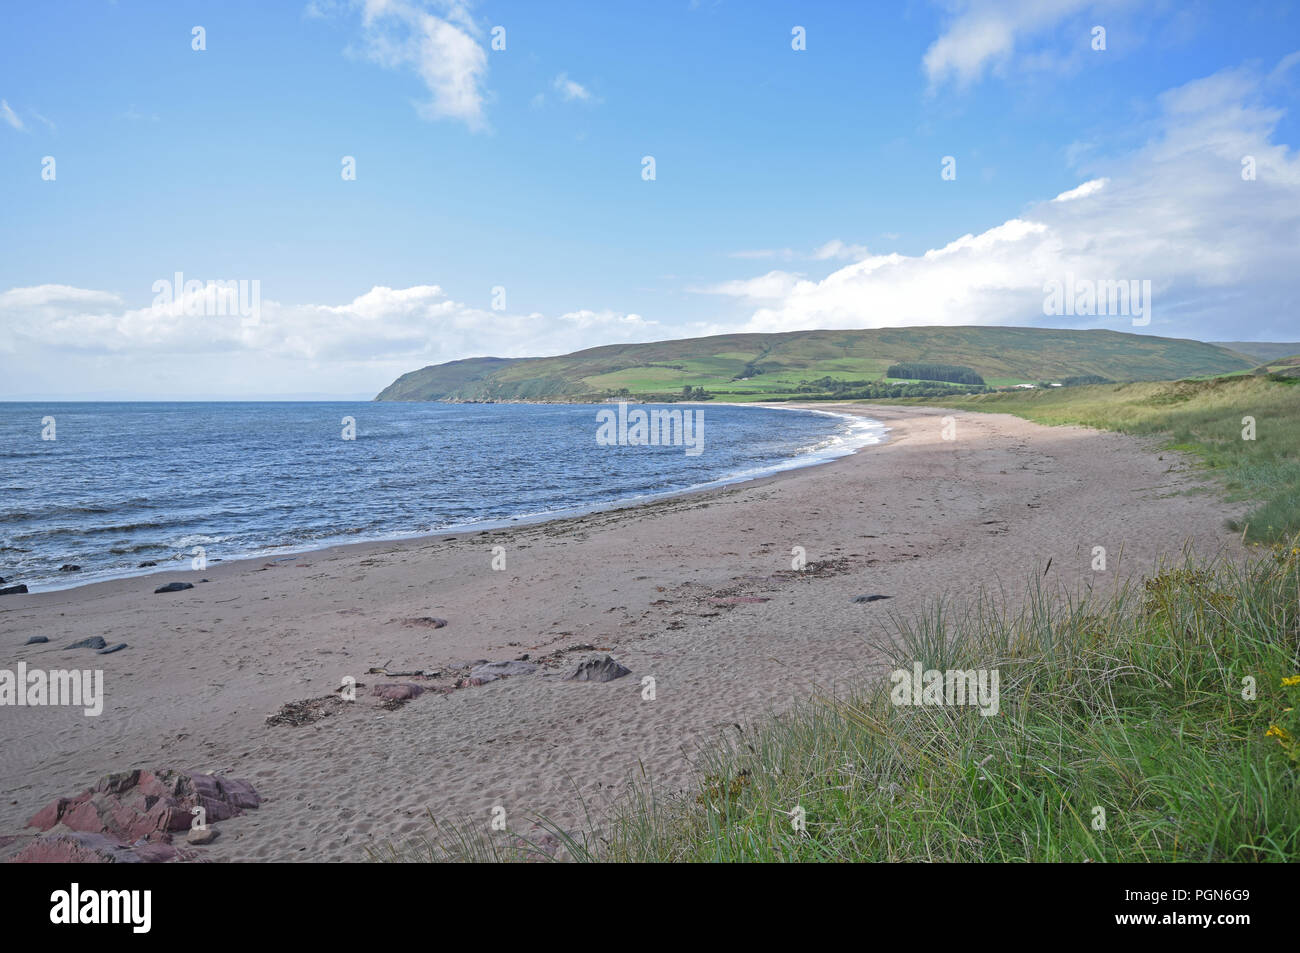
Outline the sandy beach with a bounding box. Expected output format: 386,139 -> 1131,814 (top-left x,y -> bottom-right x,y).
0,404 -> 1247,861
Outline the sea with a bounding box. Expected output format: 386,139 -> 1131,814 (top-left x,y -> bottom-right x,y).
0,402 -> 885,592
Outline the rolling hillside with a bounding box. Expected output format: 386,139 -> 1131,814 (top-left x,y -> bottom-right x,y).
375,326 -> 1257,402
1254,354 -> 1300,379
1214,341 -> 1300,363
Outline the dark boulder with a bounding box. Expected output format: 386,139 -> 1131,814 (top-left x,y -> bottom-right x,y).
470,660 -> 538,680
64,637 -> 107,650
564,655 -> 632,683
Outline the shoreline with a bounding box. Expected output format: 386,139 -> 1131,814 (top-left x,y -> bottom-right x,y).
0,403 -> 1249,862
4,402 -> 887,597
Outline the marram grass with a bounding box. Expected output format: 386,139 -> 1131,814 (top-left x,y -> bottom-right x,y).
384,541 -> 1300,862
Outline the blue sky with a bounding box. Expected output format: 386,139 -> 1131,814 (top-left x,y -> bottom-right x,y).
1,0 -> 1298,398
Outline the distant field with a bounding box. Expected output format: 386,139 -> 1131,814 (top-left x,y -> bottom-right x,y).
882,375 -> 1300,543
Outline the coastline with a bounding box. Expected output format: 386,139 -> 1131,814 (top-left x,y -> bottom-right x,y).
0,403 -> 1249,861
5,401 -> 886,597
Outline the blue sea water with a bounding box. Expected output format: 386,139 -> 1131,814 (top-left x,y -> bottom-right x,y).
0,402 -> 884,592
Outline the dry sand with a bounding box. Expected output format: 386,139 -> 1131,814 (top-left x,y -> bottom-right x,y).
0,404 -> 1247,861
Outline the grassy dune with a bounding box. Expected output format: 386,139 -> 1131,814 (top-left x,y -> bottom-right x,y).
885,375 -> 1300,542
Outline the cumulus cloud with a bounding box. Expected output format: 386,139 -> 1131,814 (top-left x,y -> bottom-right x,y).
0,282 -> 664,395
713,58 -> 1300,341
352,0 -> 489,128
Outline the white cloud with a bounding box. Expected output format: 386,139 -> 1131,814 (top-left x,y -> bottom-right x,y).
812,239 -> 872,261
694,271 -> 805,300
1,99 -> 25,131
1051,177 -> 1108,202
0,285 -> 123,310
712,59 -> 1300,341
0,282 -> 665,396
353,0 -> 489,128
727,240 -> 871,262
923,0 -> 1118,89
553,72 -> 593,102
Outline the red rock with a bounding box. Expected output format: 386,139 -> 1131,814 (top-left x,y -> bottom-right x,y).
26,794 -> 86,831
216,777 -> 261,810
95,770 -> 143,796
11,768 -> 259,864
372,683 -> 425,700
60,799 -> 107,834
11,832 -> 142,864
134,842 -> 182,863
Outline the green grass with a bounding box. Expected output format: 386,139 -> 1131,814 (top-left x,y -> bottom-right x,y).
384,543 -> 1300,862
881,375 -> 1300,543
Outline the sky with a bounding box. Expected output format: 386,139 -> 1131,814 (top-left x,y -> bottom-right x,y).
1,0 -> 1297,399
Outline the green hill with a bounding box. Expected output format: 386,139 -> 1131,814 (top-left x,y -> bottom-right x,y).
375,326 -> 1256,402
